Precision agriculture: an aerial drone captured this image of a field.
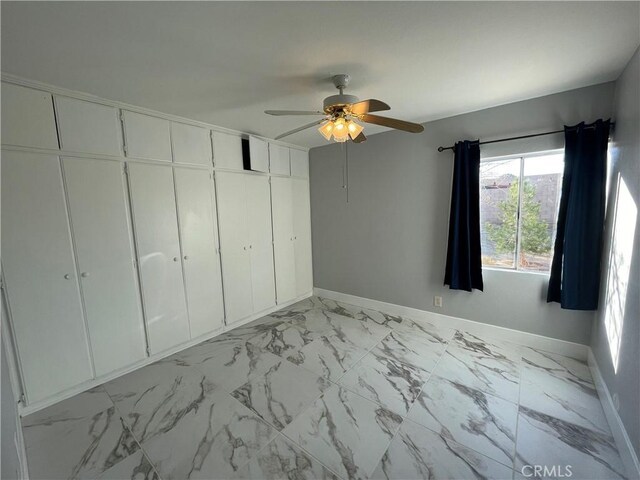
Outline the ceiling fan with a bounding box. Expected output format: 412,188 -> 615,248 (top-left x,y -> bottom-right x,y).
265,74 -> 424,144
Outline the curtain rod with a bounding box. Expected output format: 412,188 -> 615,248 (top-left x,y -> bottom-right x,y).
436,122 -> 615,152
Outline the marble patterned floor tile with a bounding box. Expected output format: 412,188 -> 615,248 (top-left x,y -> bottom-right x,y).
370,418 -> 514,480
22,385 -> 114,430
25,405 -> 140,480
96,450 -> 160,480
338,349 -> 431,415
232,434 -> 339,480
141,392 -> 277,480
246,322 -> 316,358
389,317 -> 456,345
407,375 -> 518,466
286,334 -> 369,382
310,297 -> 405,329
432,345 -> 521,403
520,347 -> 591,382
451,330 -> 523,364
282,385 -> 403,480
515,406 -> 626,479
371,330 -> 447,372
231,359 -> 331,430
519,362 -> 610,434
103,361 -> 215,445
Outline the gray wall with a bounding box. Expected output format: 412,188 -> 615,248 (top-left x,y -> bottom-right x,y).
591,47 -> 639,461
310,82 -> 616,345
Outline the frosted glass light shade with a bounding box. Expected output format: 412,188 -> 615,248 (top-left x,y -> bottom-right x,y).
347,120 -> 364,140
318,121 -> 334,140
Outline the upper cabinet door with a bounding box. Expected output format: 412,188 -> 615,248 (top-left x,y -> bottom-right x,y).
269,144 -> 290,176
55,97 -> 122,156
212,131 -> 243,170
271,177 -> 297,304
62,157 -> 146,376
216,171 -> 254,324
127,163 -> 190,353
122,111 -> 172,162
293,178 -> 313,295
245,174 -> 276,313
171,122 -> 212,166
1,83 -> 59,149
2,151 -> 93,403
290,149 -> 309,178
174,168 -> 224,338
247,136 -> 269,173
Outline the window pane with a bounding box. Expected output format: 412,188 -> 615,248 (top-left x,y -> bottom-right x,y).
480,158 -> 521,269
519,153 -> 564,272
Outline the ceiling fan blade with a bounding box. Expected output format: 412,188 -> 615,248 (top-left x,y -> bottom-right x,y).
265,110 -> 325,116
275,119 -> 327,140
352,132 -> 367,143
360,114 -> 424,133
349,99 -> 390,115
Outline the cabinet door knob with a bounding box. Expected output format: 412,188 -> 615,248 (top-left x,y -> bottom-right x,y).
81,272 -> 89,278
249,245 -> 253,249
183,255 -> 189,260
173,256 -> 179,262
64,274 -> 72,280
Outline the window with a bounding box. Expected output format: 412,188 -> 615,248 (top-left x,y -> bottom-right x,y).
479,150 -> 564,273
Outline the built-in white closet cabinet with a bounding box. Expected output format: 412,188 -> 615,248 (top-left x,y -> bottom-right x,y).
216,172 -> 276,324
174,168 -> 225,337
62,157 -> 146,375
2,152 -> 94,403
126,163 -> 191,353
1,80 -> 312,411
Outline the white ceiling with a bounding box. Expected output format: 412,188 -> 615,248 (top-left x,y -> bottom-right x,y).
2,2 -> 638,148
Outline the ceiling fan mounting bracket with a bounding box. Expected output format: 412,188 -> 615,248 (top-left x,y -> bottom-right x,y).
332,74 -> 351,93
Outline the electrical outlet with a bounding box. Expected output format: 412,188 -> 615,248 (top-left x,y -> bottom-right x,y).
434,296 -> 443,307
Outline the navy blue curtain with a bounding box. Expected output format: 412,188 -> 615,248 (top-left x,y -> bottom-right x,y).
547,120 -> 610,310
444,140 -> 484,292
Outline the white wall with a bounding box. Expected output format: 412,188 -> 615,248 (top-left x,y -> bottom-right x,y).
309,82 -> 616,345
591,47 -> 639,461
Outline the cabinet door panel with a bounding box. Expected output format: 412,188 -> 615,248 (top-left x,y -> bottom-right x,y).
212,131 -> 243,170
2,151 -> 92,403
216,171 -> 254,323
122,111 -> 172,162
63,157 -> 146,376
246,175 -> 276,312
293,178 -> 313,295
55,97 -> 122,156
171,122 -> 212,166
1,83 -> 59,149
174,168 -> 224,337
271,177 -> 297,304
127,163 -> 190,353
290,149 -> 309,179
248,136 -> 269,173
269,144 -> 290,176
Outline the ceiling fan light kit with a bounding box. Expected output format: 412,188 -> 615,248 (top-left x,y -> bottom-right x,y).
266,74 -> 424,144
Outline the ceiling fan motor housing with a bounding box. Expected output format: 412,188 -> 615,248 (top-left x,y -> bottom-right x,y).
323,94 -> 360,113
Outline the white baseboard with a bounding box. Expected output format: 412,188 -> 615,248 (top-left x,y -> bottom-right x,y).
19,291 -> 312,416
313,288 -> 588,360
588,348 -> 640,480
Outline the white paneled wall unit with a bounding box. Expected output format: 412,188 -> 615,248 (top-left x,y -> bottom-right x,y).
0,78 -> 312,412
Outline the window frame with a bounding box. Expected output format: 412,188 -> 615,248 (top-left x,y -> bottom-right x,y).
479,148 -> 564,275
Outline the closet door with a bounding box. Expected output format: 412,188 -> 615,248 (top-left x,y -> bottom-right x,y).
122,111 -> 172,162
127,163 -> 190,353
290,149 -> 309,178
63,157 -> 146,376
269,144 -> 290,176
171,122 -> 212,166
293,178 -> 313,295
246,175 -> 276,312
212,131 -> 243,170
174,168 -> 224,337
216,171 -> 254,324
2,151 -> 93,403
271,177 -> 297,304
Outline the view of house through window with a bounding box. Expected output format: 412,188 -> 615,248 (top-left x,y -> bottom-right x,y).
479,151 -> 564,272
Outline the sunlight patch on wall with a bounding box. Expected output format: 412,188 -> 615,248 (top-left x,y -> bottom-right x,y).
604,174 -> 636,373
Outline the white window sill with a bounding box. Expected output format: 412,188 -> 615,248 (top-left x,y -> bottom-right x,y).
482,266 -> 550,278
